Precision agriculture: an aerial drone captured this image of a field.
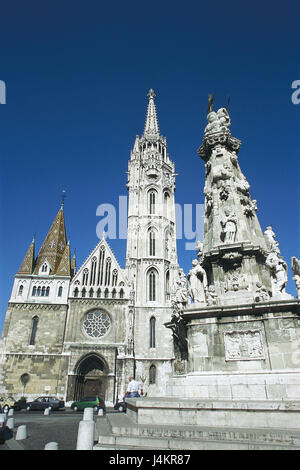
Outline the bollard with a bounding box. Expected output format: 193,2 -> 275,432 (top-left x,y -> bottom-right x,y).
44,442 -> 58,450
83,407 -> 94,421
8,408 -> 14,417
16,425 -> 27,440
98,408 -> 104,416
76,420 -> 94,450
7,417 -> 14,430
44,407 -> 50,415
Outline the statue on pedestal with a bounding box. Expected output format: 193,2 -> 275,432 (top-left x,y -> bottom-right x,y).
265,251 -> 288,296
187,259 -> 207,304
172,269 -> 189,312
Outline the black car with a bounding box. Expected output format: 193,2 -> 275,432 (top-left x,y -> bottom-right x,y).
13,398 -> 27,411
26,396 -> 65,411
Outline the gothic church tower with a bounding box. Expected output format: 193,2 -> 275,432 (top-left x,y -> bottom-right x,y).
126,90 -> 179,393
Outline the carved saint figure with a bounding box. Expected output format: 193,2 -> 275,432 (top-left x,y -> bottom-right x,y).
292,256 -> 300,298
264,226 -> 280,252
172,269 -> 189,311
265,251 -> 288,294
187,259 -> 207,304
221,209 -> 237,243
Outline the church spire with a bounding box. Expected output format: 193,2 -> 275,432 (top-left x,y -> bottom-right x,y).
144,89 -> 160,137
33,205 -> 67,275
17,237 -> 35,275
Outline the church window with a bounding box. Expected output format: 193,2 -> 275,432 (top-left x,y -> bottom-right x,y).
58,286 -> 63,297
112,288 -> 116,299
119,288 -> 124,299
82,269 -> 89,286
41,263 -> 48,273
89,288 -> 94,298
18,285 -> 23,296
165,270 -> 170,301
83,309 -> 111,338
90,257 -> 97,286
41,286 -> 45,297
112,269 -> 118,287
29,316 -> 39,345
149,229 -> 156,256
82,288 -> 86,298
46,286 -> 50,297
37,287 -> 41,297
74,287 -> 79,297
148,190 -> 156,214
148,269 -> 157,301
96,288 -> 101,298
97,246 -> 105,285
149,365 -> 156,384
32,286 -> 36,296
150,317 -> 156,348
105,258 -> 111,286
104,288 -> 109,298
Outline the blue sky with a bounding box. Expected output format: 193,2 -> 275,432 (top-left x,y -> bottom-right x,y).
0,0 -> 299,330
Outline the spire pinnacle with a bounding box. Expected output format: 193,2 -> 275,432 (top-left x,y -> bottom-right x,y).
144,88 -> 160,137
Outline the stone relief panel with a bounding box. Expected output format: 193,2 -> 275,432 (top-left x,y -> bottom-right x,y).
224,329 -> 265,361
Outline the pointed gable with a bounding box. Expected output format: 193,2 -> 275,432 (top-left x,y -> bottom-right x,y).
34,206 -> 67,275
18,239 -> 35,274
70,237 -> 129,298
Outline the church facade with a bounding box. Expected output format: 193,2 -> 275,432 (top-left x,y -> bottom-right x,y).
1,91 -> 299,407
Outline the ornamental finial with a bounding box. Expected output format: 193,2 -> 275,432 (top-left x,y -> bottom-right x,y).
147,88 -> 156,99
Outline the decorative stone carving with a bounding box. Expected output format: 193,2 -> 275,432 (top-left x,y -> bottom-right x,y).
187,260 -> 207,304
206,285 -> 218,306
224,330 -> 265,361
219,182 -> 230,201
224,269 -> 248,292
204,108 -> 231,136
254,282 -> 270,303
236,174 -> 250,195
292,257 -> 300,298
220,209 -> 237,243
240,197 -> 258,216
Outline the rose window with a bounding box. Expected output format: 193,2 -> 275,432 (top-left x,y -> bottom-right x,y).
83,310 -> 111,338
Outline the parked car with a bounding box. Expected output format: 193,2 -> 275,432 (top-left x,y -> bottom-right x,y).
26,396 -> 65,411
114,398 -> 126,412
0,396 -> 16,413
70,395 -> 106,413
13,398 -> 27,411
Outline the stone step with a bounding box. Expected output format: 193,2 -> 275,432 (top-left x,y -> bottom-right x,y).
95,413 -> 300,450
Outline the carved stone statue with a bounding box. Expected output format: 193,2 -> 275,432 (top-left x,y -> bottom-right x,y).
265,251 -> 288,295
206,285 -> 218,306
264,226 -> 280,252
292,257 -> 300,298
254,282 -> 270,303
172,269 -> 189,311
204,108 -> 231,136
221,209 -> 237,243
187,259 -> 207,304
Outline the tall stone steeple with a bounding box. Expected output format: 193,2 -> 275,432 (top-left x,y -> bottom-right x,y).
17,237 -> 35,275
195,100 -> 291,305
126,89 -> 178,306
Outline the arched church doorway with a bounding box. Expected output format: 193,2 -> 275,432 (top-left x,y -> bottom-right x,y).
73,353 -> 108,401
